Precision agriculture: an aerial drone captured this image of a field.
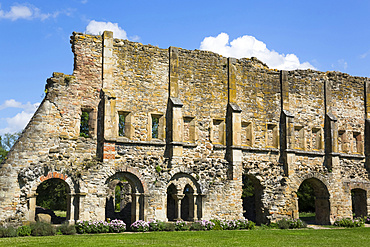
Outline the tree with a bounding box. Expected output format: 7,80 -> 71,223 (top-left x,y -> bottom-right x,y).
36,179 -> 68,211
0,132 -> 21,163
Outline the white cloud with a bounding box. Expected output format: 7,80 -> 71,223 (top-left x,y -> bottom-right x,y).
85,20 -> 128,39
0,100 -> 39,134
0,3 -> 53,21
200,32 -> 315,71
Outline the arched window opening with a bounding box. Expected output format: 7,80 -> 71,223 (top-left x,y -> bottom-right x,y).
181,185 -> 194,221
297,180 -> 316,223
106,173 -> 144,226
36,178 -> 70,224
297,178 -> 330,225
242,174 -> 264,225
167,184 -> 177,221
351,188 -> 367,218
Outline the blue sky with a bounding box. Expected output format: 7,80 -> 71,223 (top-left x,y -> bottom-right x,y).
1,0 -> 370,134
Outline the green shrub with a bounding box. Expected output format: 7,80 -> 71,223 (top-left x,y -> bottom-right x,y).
57,223 -> 76,235
277,219 -> 290,229
30,222 -> 56,236
174,220 -> 189,231
0,226 -> 17,238
277,218 -> 307,229
149,220 -> 166,231
210,220 -> 223,231
190,220 -> 215,231
17,225 -> 31,236
163,222 -> 175,231
334,218 -> 364,228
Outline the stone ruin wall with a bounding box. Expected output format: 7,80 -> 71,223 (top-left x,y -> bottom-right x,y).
0,31 -> 370,225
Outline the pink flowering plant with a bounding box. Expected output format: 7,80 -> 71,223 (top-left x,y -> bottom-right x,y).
190,220 -> 215,231
75,220 -> 110,234
334,217 -> 364,228
108,219 -> 126,233
130,220 -> 149,232
174,220 -> 189,231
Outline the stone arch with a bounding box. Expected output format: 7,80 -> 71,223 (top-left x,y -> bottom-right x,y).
166,173 -> 202,221
105,171 -> 146,226
296,177 -> 331,225
102,165 -> 148,193
26,171 -> 77,224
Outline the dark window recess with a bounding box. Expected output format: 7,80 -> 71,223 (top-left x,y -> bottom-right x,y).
119,113 -> 126,137
152,116 -> 159,139
80,111 -> 90,138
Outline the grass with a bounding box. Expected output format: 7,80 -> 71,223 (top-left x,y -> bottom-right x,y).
299,212 -> 315,224
53,211 -> 66,217
1,228 -> 370,247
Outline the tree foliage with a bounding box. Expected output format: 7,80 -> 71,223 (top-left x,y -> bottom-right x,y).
0,132 -> 21,163
297,181 -> 315,213
36,178 -> 68,211
80,111 -> 90,138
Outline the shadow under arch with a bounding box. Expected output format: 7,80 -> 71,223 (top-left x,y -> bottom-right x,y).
242,174 -> 266,225
105,172 -> 145,226
166,173 -> 202,221
297,177 -> 331,225
351,188 -> 367,217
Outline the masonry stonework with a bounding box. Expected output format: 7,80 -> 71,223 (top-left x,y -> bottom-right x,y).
1,31 -> 370,225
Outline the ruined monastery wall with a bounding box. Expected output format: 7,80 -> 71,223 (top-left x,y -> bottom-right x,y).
1,31 -> 370,225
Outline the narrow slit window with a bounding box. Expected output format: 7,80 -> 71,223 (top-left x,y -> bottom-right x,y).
152,115 -> 160,139
118,113 -> 126,137
80,111 -> 90,138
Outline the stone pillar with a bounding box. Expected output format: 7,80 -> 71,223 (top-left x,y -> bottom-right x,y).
227,103 -> 243,180
192,193 -> 198,220
102,89 -> 117,141
324,79 -> 339,171
27,190 -> 37,222
102,31 -> 114,89
75,192 -> 87,221
280,70 -> 296,176
67,193 -> 75,225
170,97 -> 184,162
226,57 -> 243,180
169,47 -> 179,98
172,194 -> 184,220
131,193 -> 141,223
365,79 -> 370,171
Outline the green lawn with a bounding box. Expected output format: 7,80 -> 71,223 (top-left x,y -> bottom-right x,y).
1,228 -> 369,247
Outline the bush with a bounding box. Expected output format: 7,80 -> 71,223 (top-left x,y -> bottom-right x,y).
334,218 -> 364,228
149,220 -> 166,231
108,219 -> 126,233
0,226 -> 17,238
130,220 -> 149,232
239,219 -> 255,230
75,220 -> 109,234
163,222 -> 175,231
190,220 -> 215,231
210,220 -> 223,231
57,223 -> 76,235
289,219 -> 307,229
365,216 -> 370,224
17,225 -> 31,237
30,222 -> 56,236
277,218 -> 307,229
277,219 -> 290,229
174,220 -> 189,231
